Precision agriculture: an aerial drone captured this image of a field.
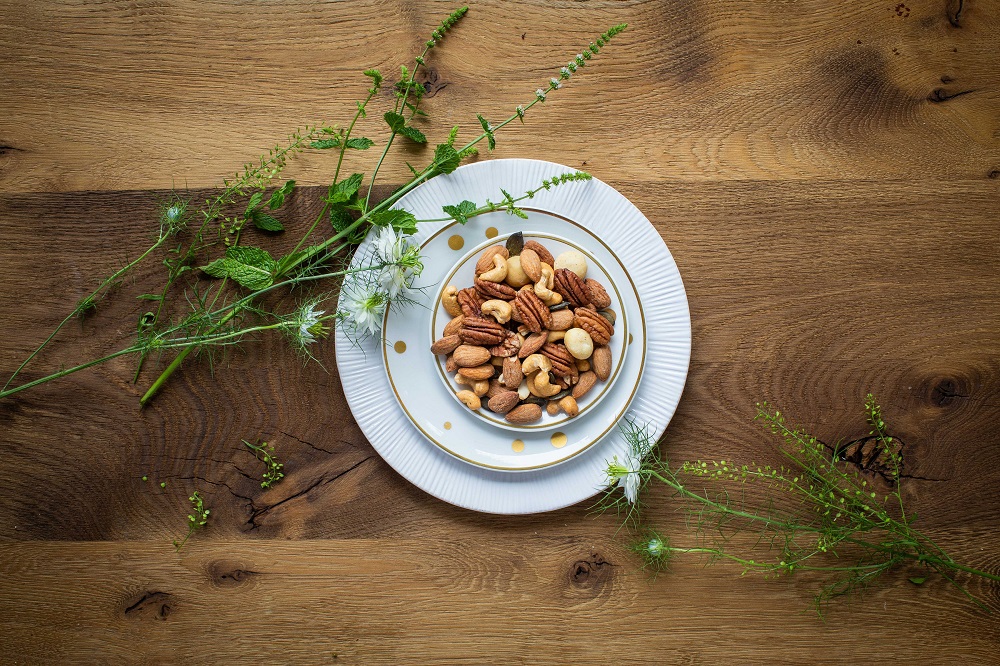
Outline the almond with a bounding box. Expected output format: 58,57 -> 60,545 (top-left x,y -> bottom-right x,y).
505,403 -> 543,424
549,309 -> 575,331
572,371 -> 597,399
445,354 -> 458,373
453,344 -> 491,368
523,240 -> 554,266
517,331 -> 548,359
430,334 -> 461,355
546,400 -> 560,416
485,379 -> 506,399
487,391 -> 520,414
457,364 -> 495,380
520,248 -> 542,283
502,356 -> 523,389
475,245 -> 510,274
443,315 -> 465,337
591,346 -> 612,381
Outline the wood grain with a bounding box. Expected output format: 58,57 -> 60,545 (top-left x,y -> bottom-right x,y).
1,0 -> 999,663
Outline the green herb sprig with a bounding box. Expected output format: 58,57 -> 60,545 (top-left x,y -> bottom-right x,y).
173,491 -> 209,551
243,440 -> 285,489
599,396 -> 1000,615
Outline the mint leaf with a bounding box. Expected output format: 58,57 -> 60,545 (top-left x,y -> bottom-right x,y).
328,173 -> 364,204
245,191 -> 264,215
345,137 -> 374,150
442,200 -> 477,225
433,143 -> 460,175
384,111 -> 406,133
371,209 -> 417,236
200,246 -> 276,291
267,180 -> 296,209
330,205 -> 354,232
252,211 -> 284,232
398,125 -> 427,144
310,138 -> 341,150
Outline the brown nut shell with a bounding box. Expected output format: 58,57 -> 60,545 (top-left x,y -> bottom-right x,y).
453,345 -> 491,368
430,334 -> 462,355
457,364 -> 496,381
591,346 -> 612,381
487,391 -> 520,415
475,245 -> 510,274
505,403 -> 543,424
523,240 -> 555,267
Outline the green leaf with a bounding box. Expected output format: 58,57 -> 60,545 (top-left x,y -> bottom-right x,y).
329,205 -> 354,232
136,293 -> 163,301
200,246 -> 276,291
398,125 -> 427,144
433,143 -> 460,175
345,137 -> 374,150
245,191 -> 264,215
267,179 -> 296,209
384,111 -> 406,133
909,577 -> 927,585
371,209 -> 418,236
477,114 -> 495,151
328,173 -> 364,204
252,211 -> 284,232
442,200 -> 477,225
310,138 -> 341,150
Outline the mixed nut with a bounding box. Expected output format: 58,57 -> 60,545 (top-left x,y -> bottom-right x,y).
430,233 -> 617,425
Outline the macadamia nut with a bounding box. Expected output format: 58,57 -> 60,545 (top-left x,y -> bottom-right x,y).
564,328 -> 594,360
554,250 -> 588,279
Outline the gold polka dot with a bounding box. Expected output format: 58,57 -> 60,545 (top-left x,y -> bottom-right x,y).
444,422 -> 452,430
485,226 -> 499,239
629,333 -> 633,345
511,439 -> 525,452
550,432 -> 567,448
448,235 -> 465,250
393,341 -> 407,354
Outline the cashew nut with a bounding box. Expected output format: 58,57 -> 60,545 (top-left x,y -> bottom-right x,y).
442,285 -> 462,317
521,354 -> 552,375
558,395 -> 580,417
546,330 -> 566,343
529,370 -> 561,398
455,373 -> 490,397
481,299 -> 513,324
533,265 -> 563,306
479,254 -> 508,283
455,389 -> 481,410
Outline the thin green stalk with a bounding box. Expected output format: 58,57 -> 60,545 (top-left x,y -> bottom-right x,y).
4,235 -> 168,392
0,348 -> 137,401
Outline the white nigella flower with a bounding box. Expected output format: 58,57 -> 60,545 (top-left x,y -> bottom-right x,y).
535,88 -> 546,101
295,301 -> 326,347
342,280 -> 386,338
374,226 -> 422,299
618,446 -> 643,505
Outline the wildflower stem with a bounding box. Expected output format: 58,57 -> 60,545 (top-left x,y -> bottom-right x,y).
0,348 -> 138,401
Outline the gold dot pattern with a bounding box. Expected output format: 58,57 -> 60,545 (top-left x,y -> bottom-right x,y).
485,226 -> 499,239
550,432 -> 567,448
448,235 -> 465,250
444,422 -> 452,430
629,333 -> 633,345
511,439 -> 525,452
393,341 -> 407,354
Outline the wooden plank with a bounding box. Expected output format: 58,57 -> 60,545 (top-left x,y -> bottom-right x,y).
1,1 -> 998,193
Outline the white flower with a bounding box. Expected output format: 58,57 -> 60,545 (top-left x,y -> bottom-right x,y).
296,302 -> 324,347
535,88 -> 546,101
373,226 -> 421,299
560,66 -> 571,78
342,281 -> 385,338
618,446 -> 643,505
549,77 -> 562,89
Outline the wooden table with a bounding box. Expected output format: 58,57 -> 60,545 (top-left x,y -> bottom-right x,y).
2,1 -> 998,662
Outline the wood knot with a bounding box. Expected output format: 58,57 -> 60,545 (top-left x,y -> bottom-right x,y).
207,560 -> 260,588
569,554 -> 613,588
419,68 -> 448,97
124,591 -> 173,621
930,378 -> 968,407
987,169 -> 1000,180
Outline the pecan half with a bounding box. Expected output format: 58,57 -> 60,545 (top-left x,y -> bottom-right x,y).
541,342 -> 575,378
514,286 -> 552,333
460,316 -> 507,346
574,308 -> 614,345
553,268 -> 591,308
457,287 -> 484,317
489,330 -> 521,357
474,276 -> 517,300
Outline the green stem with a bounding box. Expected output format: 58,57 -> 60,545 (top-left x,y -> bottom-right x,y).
0,348 -> 138,400
4,236 -> 167,392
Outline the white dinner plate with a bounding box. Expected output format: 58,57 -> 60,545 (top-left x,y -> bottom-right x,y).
382,223 -> 644,471
336,158 -> 690,514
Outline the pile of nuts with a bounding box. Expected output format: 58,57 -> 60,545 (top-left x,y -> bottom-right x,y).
430,233 -> 617,425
